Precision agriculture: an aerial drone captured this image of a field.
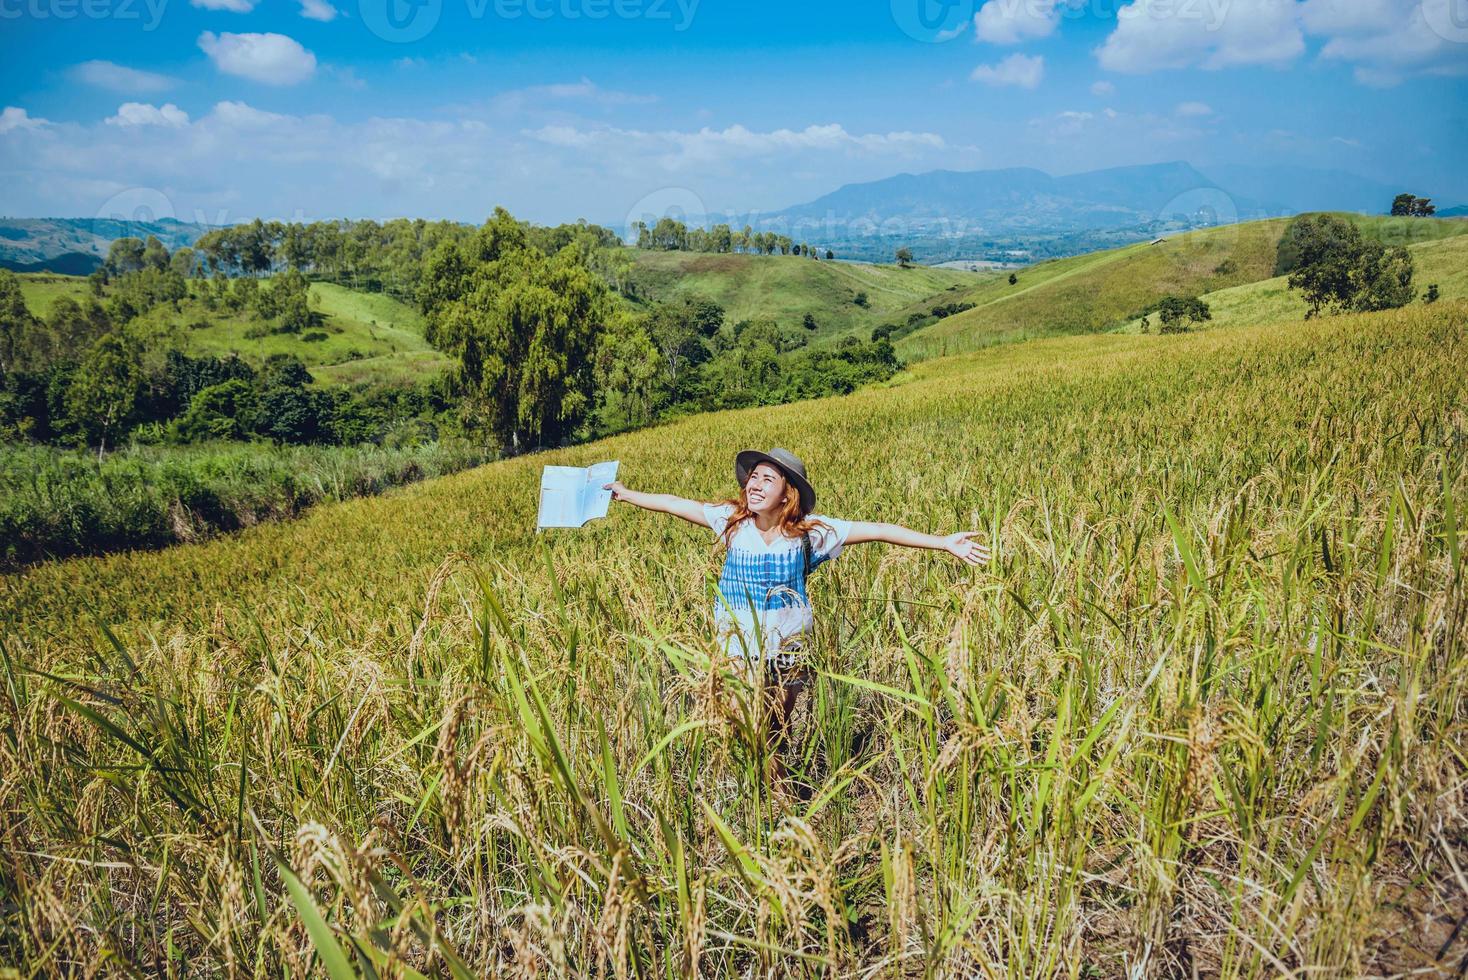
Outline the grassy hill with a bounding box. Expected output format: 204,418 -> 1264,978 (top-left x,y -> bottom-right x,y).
16,275 -> 451,385
898,214 -> 1468,359
3,295 -> 1463,975
625,250 -> 983,341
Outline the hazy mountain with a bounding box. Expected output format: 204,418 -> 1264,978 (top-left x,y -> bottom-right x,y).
743,162 -> 1245,237
0,217 -> 210,269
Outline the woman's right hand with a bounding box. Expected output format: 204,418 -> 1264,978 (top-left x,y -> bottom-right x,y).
603,480 -> 629,501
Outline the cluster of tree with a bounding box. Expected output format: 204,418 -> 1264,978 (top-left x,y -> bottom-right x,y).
1277,214 -> 1416,319
1390,193 -> 1437,217
1,269 -> 448,454
632,218 -> 833,258
419,210 -> 896,450
182,217 -> 623,304
870,299 -> 975,343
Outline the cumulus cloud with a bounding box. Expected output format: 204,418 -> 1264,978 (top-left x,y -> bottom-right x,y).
198,31 -> 317,85
191,0 -> 257,10
299,0 -> 338,20
1097,0 -> 1303,72
0,107 -> 49,134
1096,0 -> 1467,82
1090,80 -> 1116,96
973,0 -> 1062,44
70,60 -> 175,94
971,53 -> 1045,88
106,102 -> 190,128
1175,101 -> 1215,116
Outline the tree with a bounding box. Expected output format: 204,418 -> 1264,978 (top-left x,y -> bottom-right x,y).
1008,273 -> 1018,285
895,247 -> 913,268
0,270 -> 38,374
65,333 -> 141,457
802,312 -> 818,331
594,313 -> 665,429
825,249 -> 834,260
175,378 -> 257,442
1424,284 -> 1440,303
1282,213 -> 1415,318
170,246 -> 197,279
1391,193 -> 1417,216
1411,197 -> 1435,217
422,208 -> 611,452
853,291 -> 869,308
141,235 -> 170,271
106,237 -> 146,276
1156,296 -> 1212,333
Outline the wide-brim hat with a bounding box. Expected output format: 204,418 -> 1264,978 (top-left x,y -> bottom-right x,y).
734,447 -> 815,513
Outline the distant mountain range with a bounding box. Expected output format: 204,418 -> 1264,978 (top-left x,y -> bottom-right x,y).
736,161 -> 1416,237
2,162 -> 1461,272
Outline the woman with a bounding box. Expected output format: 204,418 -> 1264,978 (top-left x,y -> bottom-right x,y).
604,447 -> 989,784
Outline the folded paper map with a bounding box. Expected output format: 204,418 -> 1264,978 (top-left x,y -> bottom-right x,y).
537,461 -> 619,529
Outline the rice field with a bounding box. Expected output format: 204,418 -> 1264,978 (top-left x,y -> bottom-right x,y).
2,299 -> 1465,976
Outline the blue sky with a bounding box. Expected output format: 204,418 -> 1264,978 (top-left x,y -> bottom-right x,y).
2,0 -> 1466,227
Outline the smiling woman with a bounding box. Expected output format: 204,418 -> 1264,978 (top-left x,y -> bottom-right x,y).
603,444 -> 989,784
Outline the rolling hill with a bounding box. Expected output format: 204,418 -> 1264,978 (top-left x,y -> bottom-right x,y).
15,274 -> 450,385
0,216 -> 210,268
623,249 -> 983,341
897,213 -> 1468,360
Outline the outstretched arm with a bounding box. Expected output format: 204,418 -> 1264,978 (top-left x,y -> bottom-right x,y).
604,481 -> 711,528
845,521 -> 990,566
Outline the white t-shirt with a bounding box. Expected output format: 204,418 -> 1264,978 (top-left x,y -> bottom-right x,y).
701,502 -> 853,661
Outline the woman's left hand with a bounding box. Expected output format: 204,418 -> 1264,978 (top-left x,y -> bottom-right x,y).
943,531 -> 991,566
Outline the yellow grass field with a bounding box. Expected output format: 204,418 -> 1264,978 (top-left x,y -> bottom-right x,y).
3,300 -> 1465,976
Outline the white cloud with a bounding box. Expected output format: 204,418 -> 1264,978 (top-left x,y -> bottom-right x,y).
106,102 -> 190,128
70,60 -> 175,94
209,100 -> 291,128
526,122 -> 948,170
1097,0 -> 1468,82
299,0 -> 338,19
491,78 -> 660,112
973,0 -> 1062,44
198,32 -> 317,86
1175,100 -> 1214,116
0,107 -> 49,135
1096,0 -> 1304,73
970,52 -> 1045,88
1090,80 -> 1116,96
191,0 -> 257,10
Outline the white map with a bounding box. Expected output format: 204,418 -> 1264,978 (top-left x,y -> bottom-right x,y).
537,461 -> 619,529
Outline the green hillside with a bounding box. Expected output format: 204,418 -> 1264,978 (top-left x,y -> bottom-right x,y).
16,275 -> 450,385
1105,223 -> 1468,335
898,214 -> 1468,359
625,250 -> 983,341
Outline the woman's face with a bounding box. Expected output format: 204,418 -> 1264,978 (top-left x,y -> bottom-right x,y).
744,463 -> 788,517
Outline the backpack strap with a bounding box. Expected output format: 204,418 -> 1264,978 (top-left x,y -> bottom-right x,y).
801,530 -> 813,579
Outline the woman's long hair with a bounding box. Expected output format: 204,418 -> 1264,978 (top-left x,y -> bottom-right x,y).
713,479 -> 827,551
